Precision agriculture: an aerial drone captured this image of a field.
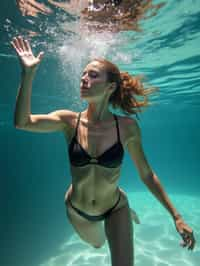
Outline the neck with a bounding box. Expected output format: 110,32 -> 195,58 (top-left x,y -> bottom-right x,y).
85,97 -> 113,123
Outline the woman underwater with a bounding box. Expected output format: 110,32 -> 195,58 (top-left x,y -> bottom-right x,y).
11,36 -> 195,266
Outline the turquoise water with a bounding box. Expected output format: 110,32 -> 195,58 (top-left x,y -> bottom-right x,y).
39,193 -> 200,266
0,0 -> 200,266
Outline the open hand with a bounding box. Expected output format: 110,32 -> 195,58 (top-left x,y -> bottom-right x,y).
175,217 -> 195,250
11,36 -> 44,73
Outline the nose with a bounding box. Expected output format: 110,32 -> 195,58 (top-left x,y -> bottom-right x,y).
81,73 -> 88,82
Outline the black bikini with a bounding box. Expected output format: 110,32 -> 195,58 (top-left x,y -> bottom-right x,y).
68,112 -> 124,221
68,112 -> 124,168
68,194 -> 121,222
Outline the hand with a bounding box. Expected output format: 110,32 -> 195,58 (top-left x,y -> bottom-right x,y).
175,217 -> 195,250
11,36 -> 44,73
16,0 -> 52,17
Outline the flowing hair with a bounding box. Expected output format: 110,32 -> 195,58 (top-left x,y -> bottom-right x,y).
93,58 -> 158,115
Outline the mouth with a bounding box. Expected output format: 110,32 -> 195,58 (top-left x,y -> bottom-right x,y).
80,84 -> 90,91
81,85 -> 88,89
80,86 -> 89,98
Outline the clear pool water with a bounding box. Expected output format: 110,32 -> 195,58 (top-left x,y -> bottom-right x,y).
0,1 -> 199,266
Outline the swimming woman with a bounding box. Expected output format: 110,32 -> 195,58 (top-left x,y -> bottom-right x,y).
11,36 -> 195,266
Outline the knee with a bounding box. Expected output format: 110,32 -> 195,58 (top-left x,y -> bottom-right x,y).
92,238 -> 105,249
93,243 -> 104,249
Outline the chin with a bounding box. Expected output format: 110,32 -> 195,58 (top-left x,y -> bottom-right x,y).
80,93 -> 88,99
80,94 -> 91,102
80,92 -> 92,99
80,91 -> 100,102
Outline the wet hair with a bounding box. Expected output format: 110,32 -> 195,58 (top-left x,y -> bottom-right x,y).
93,58 -> 158,115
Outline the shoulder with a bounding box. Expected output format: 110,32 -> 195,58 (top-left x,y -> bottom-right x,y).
117,115 -> 141,148
51,110 -> 78,123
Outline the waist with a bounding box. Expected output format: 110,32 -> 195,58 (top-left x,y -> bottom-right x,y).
65,185 -> 128,220
68,191 -> 121,221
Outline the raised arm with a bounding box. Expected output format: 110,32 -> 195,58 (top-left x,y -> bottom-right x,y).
11,36 -> 70,133
125,118 -> 195,250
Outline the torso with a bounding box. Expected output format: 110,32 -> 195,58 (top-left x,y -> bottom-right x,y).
62,111 -> 136,215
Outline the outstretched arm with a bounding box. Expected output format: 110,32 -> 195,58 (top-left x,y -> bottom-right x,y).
11,36 -> 71,133
125,118 -> 195,250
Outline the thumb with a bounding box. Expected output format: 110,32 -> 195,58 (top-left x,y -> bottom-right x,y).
37,51 -> 44,61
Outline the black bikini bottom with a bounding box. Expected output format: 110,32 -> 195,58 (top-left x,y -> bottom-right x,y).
69,192 -> 121,222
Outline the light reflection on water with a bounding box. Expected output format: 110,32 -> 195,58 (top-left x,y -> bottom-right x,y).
1,0 -> 200,113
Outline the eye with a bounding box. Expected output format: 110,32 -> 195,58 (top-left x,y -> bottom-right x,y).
89,71 -> 98,78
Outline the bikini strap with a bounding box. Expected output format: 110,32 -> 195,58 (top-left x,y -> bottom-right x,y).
113,115 -> 121,142
74,112 -> 81,137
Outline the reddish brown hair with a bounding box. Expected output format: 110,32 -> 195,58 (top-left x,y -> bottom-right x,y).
93,58 -> 158,115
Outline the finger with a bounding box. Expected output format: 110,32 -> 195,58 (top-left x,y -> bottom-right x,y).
12,37 -> 23,52
37,51 -> 44,60
187,238 -> 194,250
185,237 -> 191,247
20,36 -> 27,51
11,40 -> 17,50
181,234 -> 190,245
10,41 -> 21,55
180,240 -> 187,247
24,39 -> 32,52
181,233 -> 190,244
190,240 -> 195,250
184,234 -> 195,250
189,235 -> 195,250
18,36 -> 26,51
188,239 -> 193,250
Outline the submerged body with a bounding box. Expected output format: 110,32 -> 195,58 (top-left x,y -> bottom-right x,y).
65,112 -> 131,216
61,110 -> 138,254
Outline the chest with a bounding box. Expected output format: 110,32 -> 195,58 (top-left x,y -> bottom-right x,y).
77,123 -> 121,157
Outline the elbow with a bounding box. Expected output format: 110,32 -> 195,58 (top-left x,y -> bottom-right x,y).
141,171 -> 156,184
14,118 -> 20,128
14,123 -> 25,129
14,118 -> 22,129
15,124 -> 24,129
14,115 -> 30,129
14,119 -> 28,129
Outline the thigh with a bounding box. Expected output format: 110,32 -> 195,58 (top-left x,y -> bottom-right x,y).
104,202 -> 134,266
65,195 -> 106,248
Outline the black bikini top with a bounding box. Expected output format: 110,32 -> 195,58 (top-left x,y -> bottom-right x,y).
68,113 -> 124,168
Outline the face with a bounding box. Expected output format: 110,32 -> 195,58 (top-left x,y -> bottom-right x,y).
80,61 -> 114,102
